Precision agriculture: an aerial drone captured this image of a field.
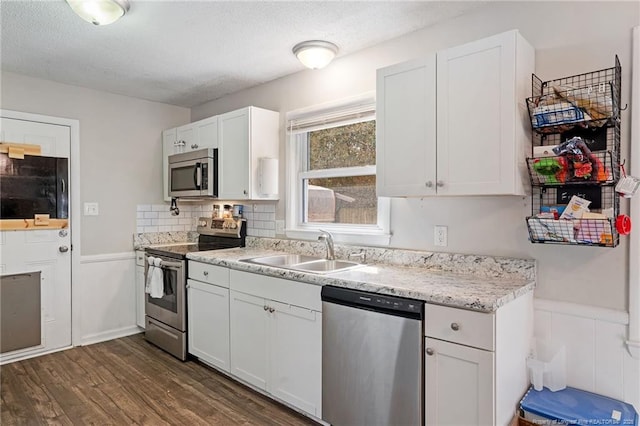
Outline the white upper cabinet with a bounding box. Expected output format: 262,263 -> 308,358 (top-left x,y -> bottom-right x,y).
218,106 -> 279,201
376,56 -> 437,197
162,116 -> 219,200
377,30 -> 534,197
162,106 -> 279,201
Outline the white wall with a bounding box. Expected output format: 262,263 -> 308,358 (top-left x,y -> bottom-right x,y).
192,1 -> 639,312
0,72 -> 190,255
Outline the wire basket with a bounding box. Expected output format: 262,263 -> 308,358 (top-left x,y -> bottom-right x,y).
526,216 -> 618,247
527,151 -> 615,186
526,56 -> 621,135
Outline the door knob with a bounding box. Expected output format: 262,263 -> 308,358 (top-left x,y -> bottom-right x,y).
426,348 -> 435,356
451,322 -> 460,331
59,246 -> 69,253
425,181 -> 434,188
59,230 -> 68,237
436,180 -> 445,187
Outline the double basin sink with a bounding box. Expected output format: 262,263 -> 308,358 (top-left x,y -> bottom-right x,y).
240,254 -> 362,274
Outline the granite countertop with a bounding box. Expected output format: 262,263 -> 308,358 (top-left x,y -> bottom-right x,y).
187,247 -> 535,313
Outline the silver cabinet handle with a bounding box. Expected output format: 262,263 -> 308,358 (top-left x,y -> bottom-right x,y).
268,307 -> 275,313
426,348 -> 435,356
59,246 -> 69,253
436,180 -> 445,187
59,230 -> 68,237
203,271 -> 209,276
451,322 -> 460,331
263,305 -> 269,311
243,190 -> 248,195
191,144 -> 198,149
425,181 -> 434,188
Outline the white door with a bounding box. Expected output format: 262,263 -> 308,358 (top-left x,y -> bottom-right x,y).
269,300 -> 322,417
218,108 -> 250,199
187,279 -> 230,372
229,290 -> 268,390
436,30 -> 519,195
425,337 -> 495,426
0,117 -> 72,360
376,56 -> 437,197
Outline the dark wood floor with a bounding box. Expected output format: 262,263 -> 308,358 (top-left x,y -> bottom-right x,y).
1,333 -> 317,425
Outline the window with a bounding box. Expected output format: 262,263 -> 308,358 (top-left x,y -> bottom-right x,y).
286,94 -> 390,245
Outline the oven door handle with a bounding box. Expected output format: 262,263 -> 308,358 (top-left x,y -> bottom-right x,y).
146,257 -> 183,270
159,261 -> 183,269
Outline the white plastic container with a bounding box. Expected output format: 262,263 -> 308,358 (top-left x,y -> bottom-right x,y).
526,340 -> 566,392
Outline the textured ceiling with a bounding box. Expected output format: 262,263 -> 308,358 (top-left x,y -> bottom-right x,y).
1,1 -> 484,108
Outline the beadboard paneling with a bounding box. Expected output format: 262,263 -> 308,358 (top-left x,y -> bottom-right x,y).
79,253 -> 139,345
534,298 -> 639,410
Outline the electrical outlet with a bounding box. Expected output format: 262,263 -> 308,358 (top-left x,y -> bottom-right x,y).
434,225 -> 448,247
84,202 -> 99,216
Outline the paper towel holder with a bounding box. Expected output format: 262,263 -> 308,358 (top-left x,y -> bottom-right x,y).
259,157 -> 278,196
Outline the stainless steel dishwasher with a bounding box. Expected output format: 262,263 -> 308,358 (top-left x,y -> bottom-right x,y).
321,285 -> 424,426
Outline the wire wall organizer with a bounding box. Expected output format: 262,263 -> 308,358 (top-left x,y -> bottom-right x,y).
525,56 -> 622,247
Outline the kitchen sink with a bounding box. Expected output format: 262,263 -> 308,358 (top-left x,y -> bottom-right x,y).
289,259 -> 361,273
240,254 -> 363,274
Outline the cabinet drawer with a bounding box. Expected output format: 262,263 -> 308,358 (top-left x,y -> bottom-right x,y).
230,270 -> 321,311
188,261 -> 230,288
135,250 -> 145,267
425,304 -> 495,351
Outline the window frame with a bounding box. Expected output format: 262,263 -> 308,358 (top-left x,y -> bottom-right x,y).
285,93 -> 391,246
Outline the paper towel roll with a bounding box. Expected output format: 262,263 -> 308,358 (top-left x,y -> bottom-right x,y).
259,158 -> 278,196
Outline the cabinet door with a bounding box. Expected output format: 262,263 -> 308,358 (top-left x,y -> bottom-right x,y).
269,301 -> 322,417
376,56 -> 437,197
187,279 -> 230,372
437,30 -> 524,195
176,124 -> 196,152
192,116 -> 218,151
425,337 -> 494,426
218,108 -> 250,199
229,290 -> 268,390
162,128 -> 176,201
135,264 -> 145,329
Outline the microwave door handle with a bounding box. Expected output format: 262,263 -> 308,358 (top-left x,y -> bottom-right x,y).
60,178 -> 66,194
193,162 -> 201,189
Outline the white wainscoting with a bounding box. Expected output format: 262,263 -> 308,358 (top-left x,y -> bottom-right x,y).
534,298 -> 640,410
79,252 -> 141,346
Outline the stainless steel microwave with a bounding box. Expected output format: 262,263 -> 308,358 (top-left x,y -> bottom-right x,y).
168,148 -> 218,198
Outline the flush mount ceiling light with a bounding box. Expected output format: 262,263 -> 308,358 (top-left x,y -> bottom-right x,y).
292,40 -> 339,70
66,0 -> 130,26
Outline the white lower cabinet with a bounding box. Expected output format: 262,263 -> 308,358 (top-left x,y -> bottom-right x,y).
187,263 -> 231,372
425,337 -> 494,425
424,292 -> 533,426
229,270 -> 322,418
135,250 -> 145,329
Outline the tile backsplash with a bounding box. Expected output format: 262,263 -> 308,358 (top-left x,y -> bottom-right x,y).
136,202 -> 276,238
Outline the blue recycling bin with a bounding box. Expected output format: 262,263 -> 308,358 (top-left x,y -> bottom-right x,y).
520,386 -> 638,425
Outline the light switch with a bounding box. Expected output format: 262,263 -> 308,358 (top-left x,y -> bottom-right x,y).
84,202 -> 99,216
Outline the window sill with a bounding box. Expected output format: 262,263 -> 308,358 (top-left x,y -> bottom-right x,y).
285,228 -> 391,247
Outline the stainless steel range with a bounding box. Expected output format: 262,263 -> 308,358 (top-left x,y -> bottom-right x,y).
144,217 -> 246,360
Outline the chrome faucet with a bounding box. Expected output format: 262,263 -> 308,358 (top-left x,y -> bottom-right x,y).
318,229 -> 335,260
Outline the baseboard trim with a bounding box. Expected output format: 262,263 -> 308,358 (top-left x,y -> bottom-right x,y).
80,326 -> 142,346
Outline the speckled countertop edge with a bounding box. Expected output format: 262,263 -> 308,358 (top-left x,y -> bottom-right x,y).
187,247 -> 536,313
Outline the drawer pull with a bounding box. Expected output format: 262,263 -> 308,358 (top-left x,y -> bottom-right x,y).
268,307 -> 275,313
203,271 -> 209,276
426,348 -> 435,356
451,322 -> 460,331
263,305 -> 269,311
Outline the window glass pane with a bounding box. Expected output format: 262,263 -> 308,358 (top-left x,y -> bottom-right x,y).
304,176 -> 377,225
308,120 -> 376,170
